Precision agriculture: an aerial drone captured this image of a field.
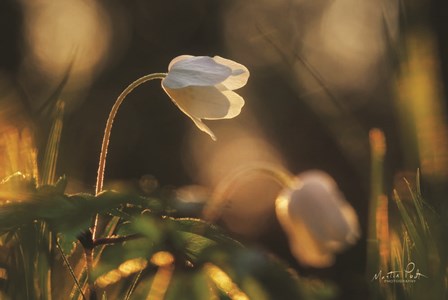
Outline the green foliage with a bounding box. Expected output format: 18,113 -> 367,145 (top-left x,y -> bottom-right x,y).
0,174 -> 335,299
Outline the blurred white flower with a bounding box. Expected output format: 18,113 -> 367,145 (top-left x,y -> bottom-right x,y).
161,55 -> 249,140
275,170 -> 360,267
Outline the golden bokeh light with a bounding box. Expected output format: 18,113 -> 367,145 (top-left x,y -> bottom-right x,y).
95,257 -> 148,288
186,122 -> 285,236
150,251 -> 174,267
118,257 -> 148,277
96,269 -> 122,289
22,0 -> 111,86
306,0 -> 386,91
203,263 -> 250,300
186,122 -> 283,187
146,252 -> 175,300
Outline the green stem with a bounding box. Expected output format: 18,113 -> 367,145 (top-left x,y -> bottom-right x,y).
92,73 -> 167,239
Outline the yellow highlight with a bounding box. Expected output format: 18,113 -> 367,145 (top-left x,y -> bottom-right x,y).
204,263 -> 249,300
95,257 -> 148,288
376,195 -> 390,270
118,257 -> 148,277
23,0 -> 111,85
150,251 -> 174,267
397,31 -> 448,178
96,269 -> 122,288
369,129 -> 386,158
0,268 -> 7,280
146,252 -> 175,300
0,127 -> 38,181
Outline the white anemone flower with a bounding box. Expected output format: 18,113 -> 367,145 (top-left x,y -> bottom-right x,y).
275,170 -> 360,268
161,55 -> 249,140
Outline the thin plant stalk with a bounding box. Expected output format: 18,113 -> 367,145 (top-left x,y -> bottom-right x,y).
87,73 -> 166,298
92,72 -> 166,239
366,128 -> 386,299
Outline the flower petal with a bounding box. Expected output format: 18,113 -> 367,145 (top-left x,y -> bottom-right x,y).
276,191 -> 335,267
275,171 -> 360,268
163,56 -> 232,89
213,56 -> 250,90
162,85 -> 217,140
187,115 -> 217,141
288,171 -> 360,251
168,55 -> 194,70
162,85 -> 244,120
211,90 -> 245,119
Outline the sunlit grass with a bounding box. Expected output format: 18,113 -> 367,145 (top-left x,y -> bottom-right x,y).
368,128 -> 447,300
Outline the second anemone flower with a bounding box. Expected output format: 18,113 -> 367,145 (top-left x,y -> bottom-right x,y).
161,55 -> 249,141
276,170 -> 360,267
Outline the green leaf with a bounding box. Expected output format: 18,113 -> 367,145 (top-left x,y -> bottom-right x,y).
57,233 -> 78,256
132,216 -> 163,244
54,175 -> 68,194
167,217 -> 243,248
393,190 -> 425,258
184,232 -> 215,258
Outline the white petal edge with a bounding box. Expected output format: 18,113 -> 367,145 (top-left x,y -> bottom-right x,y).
168,55 -> 194,70
213,56 -> 250,90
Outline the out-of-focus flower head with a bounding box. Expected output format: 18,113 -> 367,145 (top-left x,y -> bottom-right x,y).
275,170 -> 360,267
161,55 -> 249,140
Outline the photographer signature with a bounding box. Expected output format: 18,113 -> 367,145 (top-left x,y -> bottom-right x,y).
371,262 -> 428,282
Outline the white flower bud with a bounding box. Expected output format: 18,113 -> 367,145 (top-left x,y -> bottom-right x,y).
275,170 -> 360,267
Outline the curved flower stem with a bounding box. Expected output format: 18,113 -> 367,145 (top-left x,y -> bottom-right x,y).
87,72 -> 166,299
203,162 -> 296,222
92,72 -> 167,239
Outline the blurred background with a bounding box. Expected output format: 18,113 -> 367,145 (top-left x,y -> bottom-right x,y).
1,0 -> 448,299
